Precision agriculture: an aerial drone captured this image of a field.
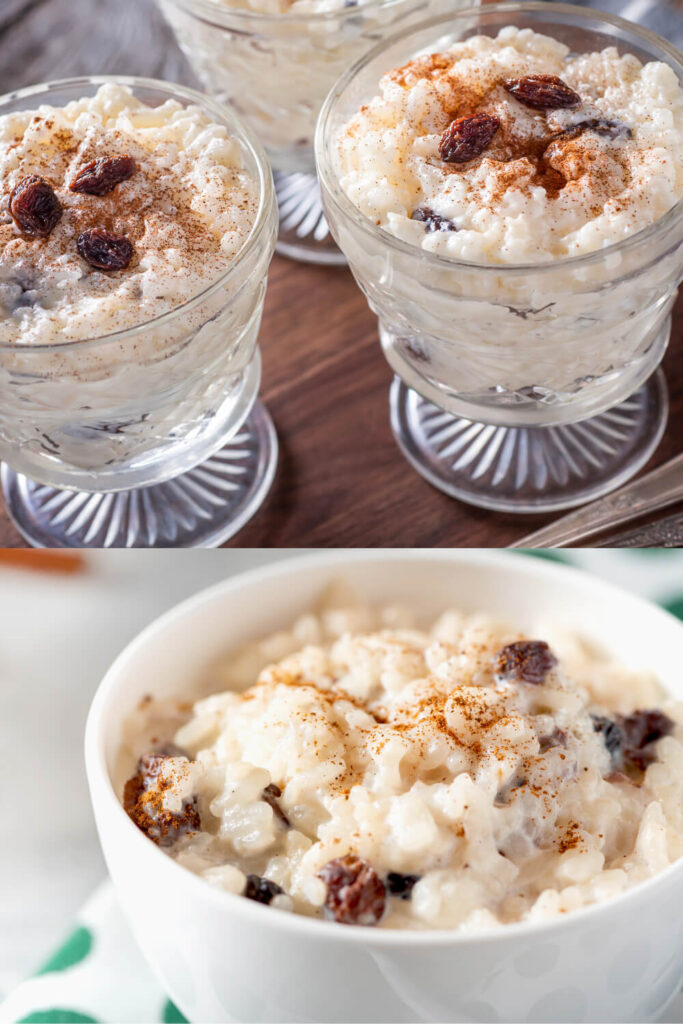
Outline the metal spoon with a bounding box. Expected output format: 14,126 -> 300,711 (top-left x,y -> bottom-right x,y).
510,452 -> 683,548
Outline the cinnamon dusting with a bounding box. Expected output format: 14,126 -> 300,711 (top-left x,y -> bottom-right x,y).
388,57 -> 632,205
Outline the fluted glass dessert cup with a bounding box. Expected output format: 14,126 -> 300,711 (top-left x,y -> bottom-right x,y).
157,0 -> 479,263
0,77 -> 278,548
316,2 -> 683,513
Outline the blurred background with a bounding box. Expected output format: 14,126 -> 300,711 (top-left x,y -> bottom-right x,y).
1,548 -> 683,1001
0,551 -> 298,1001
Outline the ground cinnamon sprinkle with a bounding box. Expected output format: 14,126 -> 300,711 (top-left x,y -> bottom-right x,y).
422,72 -> 633,206
124,755 -> 200,846
255,660 -> 526,780
557,820 -> 584,854
374,47 -> 642,218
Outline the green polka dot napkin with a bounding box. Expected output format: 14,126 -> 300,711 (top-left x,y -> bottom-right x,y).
0,885 -> 186,1024
2,551 -> 682,1024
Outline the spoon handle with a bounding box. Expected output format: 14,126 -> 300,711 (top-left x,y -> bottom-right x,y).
510,452 -> 683,549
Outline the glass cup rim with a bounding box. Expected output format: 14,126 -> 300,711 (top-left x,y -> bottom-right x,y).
315,0 -> 683,277
159,0 -> 416,28
0,74 -> 276,353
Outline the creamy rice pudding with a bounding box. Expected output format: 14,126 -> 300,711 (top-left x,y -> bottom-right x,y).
122,600 -> 683,931
0,83 -> 258,344
337,26 -> 683,262
202,0 -> 382,14
156,0 -> 464,174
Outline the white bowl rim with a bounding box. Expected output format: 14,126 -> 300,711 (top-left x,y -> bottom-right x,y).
85,548 -> 683,948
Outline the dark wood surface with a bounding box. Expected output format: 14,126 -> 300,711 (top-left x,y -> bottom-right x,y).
0,0 -> 680,548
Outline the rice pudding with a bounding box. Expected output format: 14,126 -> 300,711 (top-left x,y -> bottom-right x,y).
201,0 -> 391,14
0,80 -> 276,488
121,600 -> 683,931
337,26 -> 683,263
0,83 -> 258,345
156,0 -> 468,174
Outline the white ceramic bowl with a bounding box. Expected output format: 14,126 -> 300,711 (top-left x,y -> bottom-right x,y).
85,551 -> 683,1023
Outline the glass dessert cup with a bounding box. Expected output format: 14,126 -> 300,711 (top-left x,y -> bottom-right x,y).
156,0 -> 479,264
0,77 -> 278,549
316,2 -> 683,514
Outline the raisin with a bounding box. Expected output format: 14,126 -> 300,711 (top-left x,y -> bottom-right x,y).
593,709 -> 674,777
123,753 -> 200,847
494,641 -> 557,686
591,715 -> 623,757
8,270 -> 38,311
77,229 -> 133,271
439,113 -> 500,163
244,874 -> 285,905
411,206 -> 458,233
403,338 -> 431,362
620,709 -> 674,750
263,782 -> 290,827
539,727 -> 567,753
550,118 -> 632,144
69,155 -> 137,196
386,872 -> 420,900
495,777 -> 528,806
138,753 -> 169,781
9,175 -> 62,237
505,75 -> 581,110
318,855 -> 386,926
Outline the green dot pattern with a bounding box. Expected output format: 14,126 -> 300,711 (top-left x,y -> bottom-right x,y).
663,595 -> 683,621
18,1011 -> 98,1023
162,1000 -> 189,1023
515,550 -> 571,564
36,929 -> 93,977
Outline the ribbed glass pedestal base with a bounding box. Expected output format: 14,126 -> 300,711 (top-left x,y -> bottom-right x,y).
390,371 -> 668,514
2,401 -> 278,548
274,171 -> 346,266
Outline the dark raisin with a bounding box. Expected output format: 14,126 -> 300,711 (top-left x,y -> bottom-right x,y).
591,715 -> 624,757
77,229 -> 133,271
593,709 -> 674,777
505,75 -> 581,110
439,113 -> 500,163
69,155 -> 137,196
244,874 -> 285,905
551,118 -> 632,144
318,855 -> 386,926
403,338 -> 431,362
620,709 -> 674,750
386,872 -> 421,900
9,175 -> 62,237
263,782 -> 290,827
8,270 -> 38,310
138,752 -> 169,781
123,753 -> 200,847
494,641 -> 557,685
411,206 -> 458,233
495,777 -> 528,806
539,728 -> 567,753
